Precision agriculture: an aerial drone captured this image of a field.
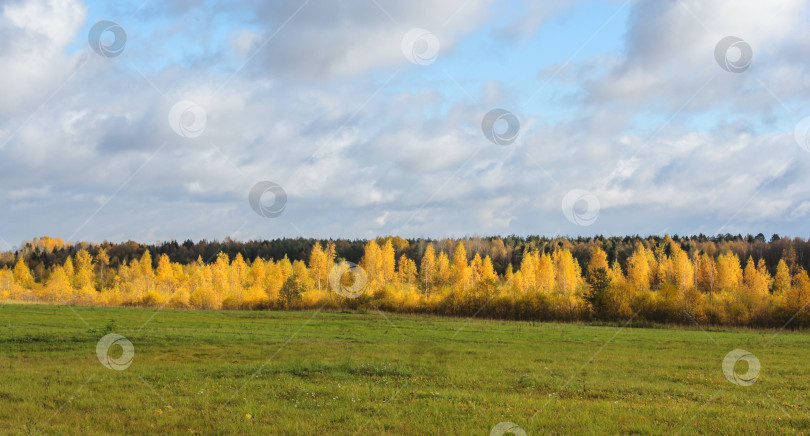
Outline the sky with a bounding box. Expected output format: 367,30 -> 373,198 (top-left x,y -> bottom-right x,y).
1,0 -> 810,248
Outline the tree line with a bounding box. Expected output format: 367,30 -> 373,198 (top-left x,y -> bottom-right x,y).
1,234 -> 809,327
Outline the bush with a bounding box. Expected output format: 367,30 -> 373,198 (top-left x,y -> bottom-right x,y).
279,275 -> 306,309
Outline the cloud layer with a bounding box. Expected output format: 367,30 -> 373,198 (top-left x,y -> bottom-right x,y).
1,0 -> 809,247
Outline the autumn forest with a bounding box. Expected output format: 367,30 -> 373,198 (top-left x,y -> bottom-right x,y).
2,234 -> 810,328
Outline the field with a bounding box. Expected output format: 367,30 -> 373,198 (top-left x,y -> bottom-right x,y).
0,302 -> 808,435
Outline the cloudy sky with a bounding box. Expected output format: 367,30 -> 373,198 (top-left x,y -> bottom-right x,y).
1,0 -> 809,247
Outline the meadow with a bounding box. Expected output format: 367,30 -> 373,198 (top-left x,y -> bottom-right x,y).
0,302 -> 807,435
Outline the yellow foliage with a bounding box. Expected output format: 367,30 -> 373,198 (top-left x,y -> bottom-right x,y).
168,287 -> 191,309
773,259 -> 791,296
716,252 -> 742,292
627,243 -> 651,291
587,247 -> 609,276
450,242 -> 469,290
7,236 -> 810,327
13,258 -> 34,288
242,285 -> 268,309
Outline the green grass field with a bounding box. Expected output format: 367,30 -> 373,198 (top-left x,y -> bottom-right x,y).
0,302 -> 807,435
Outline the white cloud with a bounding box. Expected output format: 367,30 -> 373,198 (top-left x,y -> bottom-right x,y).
2,0 -> 810,246
0,0 -> 85,117
242,0 -> 494,79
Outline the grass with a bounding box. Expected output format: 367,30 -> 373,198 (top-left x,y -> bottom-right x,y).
0,301 -> 808,435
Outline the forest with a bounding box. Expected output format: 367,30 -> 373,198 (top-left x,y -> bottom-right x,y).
1,233 -> 809,328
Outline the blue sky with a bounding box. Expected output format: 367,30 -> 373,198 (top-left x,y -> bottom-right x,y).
1,0 -> 810,248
